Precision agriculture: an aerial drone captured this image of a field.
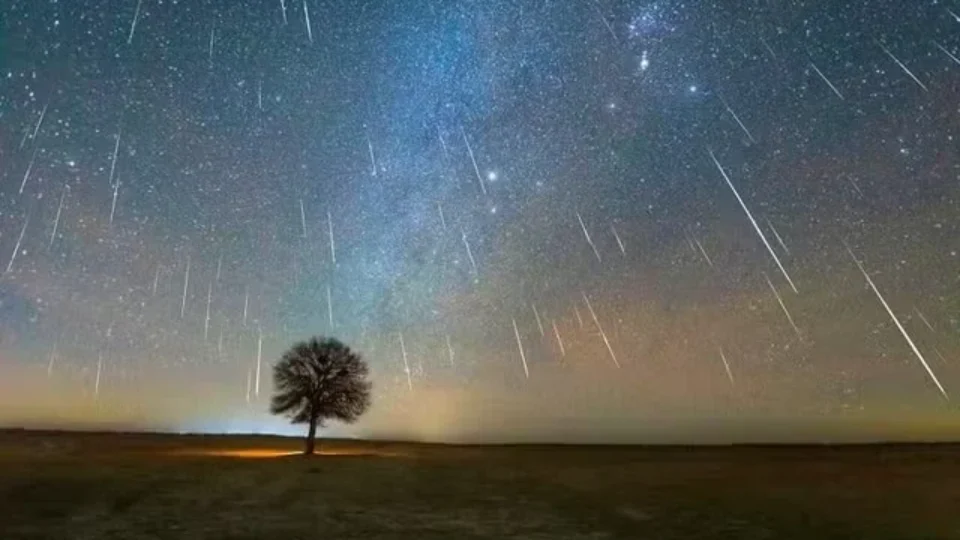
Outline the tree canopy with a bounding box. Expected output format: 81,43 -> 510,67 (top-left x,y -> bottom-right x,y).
270,337 -> 371,454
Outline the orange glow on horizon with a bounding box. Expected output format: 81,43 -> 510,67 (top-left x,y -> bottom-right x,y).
168,447 -> 405,458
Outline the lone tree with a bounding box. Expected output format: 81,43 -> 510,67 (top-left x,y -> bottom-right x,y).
270,337 -> 372,455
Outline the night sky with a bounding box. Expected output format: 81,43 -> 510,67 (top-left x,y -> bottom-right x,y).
1,1 -> 959,443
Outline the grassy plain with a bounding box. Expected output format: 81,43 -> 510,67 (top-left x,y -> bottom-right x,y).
1,430 -> 957,539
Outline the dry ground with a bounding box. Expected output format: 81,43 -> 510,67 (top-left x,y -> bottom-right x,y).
1,430 -> 958,539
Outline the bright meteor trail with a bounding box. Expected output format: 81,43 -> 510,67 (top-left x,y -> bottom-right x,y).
709,149 -> 799,294
844,243 -> 948,400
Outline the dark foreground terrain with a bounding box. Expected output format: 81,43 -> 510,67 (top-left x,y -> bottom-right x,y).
1,430 -> 957,539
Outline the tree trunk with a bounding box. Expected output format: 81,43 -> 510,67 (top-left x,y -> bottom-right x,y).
304,417 -> 318,455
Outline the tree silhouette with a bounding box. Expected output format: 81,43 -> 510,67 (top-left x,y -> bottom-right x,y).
270,337 -> 372,455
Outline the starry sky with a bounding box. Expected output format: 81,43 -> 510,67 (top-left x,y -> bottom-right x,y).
1,0 -> 959,443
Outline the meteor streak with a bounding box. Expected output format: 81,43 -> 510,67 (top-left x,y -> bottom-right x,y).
204,282 -> 213,341
242,286 -> 249,326
766,218 -> 790,255
445,334 -> 455,367
180,256 -> 190,318
127,0 -> 143,44
576,212 -> 602,263
399,332 -> 412,390
581,291 -> 620,368
611,225 -> 626,254
326,285 -> 334,329
592,0 -> 618,43
108,126 -> 122,187
913,307 -> 935,333
532,303 -> 545,336
877,41 -> 928,92
718,346 -> 735,386
109,180 -> 120,226
255,326 -> 263,397
845,243 -> 948,400
933,41 -> 960,66
764,273 -> 802,341
49,185 -> 67,249
95,354 -> 103,398
694,237 -> 713,267
809,61 -> 844,100
32,102 -> 49,141
366,135 -> 377,176
552,320 -> 566,357
47,342 -> 57,376
512,318 -> 530,378
299,198 -> 307,238
437,202 -> 446,230
19,146 -> 39,194
461,228 -> 478,276
5,215 -> 29,274
460,127 -> 487,196
208,25 -> 215,64
718,94 -> 756,144
303,0 -> 313,43
709,149 -> 798,293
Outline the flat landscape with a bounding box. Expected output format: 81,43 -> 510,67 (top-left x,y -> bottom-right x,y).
1,430 -> 957,539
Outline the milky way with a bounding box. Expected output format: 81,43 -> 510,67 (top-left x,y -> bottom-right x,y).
0,1 -> 958,443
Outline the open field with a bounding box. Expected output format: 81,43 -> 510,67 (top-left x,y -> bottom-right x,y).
1,430 -> 958,539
